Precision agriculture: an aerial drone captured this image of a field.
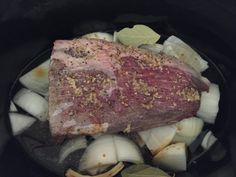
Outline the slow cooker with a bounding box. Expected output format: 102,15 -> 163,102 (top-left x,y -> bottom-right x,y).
0,0 -> 236,177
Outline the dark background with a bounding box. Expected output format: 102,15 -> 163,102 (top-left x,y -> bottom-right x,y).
0,0 -> 236,177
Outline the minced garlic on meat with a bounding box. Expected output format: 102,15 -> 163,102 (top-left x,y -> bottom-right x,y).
67,77 -> 83,96
176,87 -> 200,101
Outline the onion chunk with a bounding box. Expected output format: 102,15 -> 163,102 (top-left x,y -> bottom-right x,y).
139,125 -> 176,155
79,134 -> 143,175
19,60 -> 50,95
197,83 -> 220,124
153,143 -> 187,172
172,117 -> 204,145
13,88 -> 48,121
163,35 -> 209,72
59,136 -> 87,163
9,101 -> 17,112
9,113 -> 36,135
201,131 -> 217,150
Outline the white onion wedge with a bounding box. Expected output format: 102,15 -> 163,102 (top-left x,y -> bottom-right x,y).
172,117 -> 204,145
139,125 -> 177,155
153,143 -> 187,171
163,35 -> 209,73
197,83 -> 220,124
66,162 -> 124,177
113,135 -> 144,163
79,135 -> 117,174
201,131 -> 217,150
83,32 -> 113,42
9,113 -> 36,135
13,88 -> 48,121
59,136 -> 87,163
9,101 -> 17,112
19,60 -> 50,95
140,44 -> 164,54
79,135 -> 143,175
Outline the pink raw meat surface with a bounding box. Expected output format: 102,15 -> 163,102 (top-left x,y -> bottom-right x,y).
48,38 -> 208,137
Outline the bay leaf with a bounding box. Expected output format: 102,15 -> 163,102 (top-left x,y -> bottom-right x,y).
117,24 -> 160,47
121,164 -> 170,177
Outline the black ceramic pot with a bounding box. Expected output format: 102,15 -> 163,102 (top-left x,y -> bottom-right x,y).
0,1 -> 236,177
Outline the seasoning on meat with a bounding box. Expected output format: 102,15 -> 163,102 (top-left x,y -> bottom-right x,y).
48,38 -> 208,137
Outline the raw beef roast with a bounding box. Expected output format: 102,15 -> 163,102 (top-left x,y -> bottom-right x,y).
48,38 -> 208,137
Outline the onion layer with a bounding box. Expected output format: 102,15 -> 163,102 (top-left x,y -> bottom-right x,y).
201,131 -> 217,150
9,101 -> 17,112
9,113 -> 36,135
79,134 -> 143,175
59,136 -> 87,163
139,125 -> 176,155
197,83 -> 220,124
19,60 -> 50,95
153,143 -> 187,172
13,88 -> 48,121
163,35 -> 208,73
172,117 -> 204,145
